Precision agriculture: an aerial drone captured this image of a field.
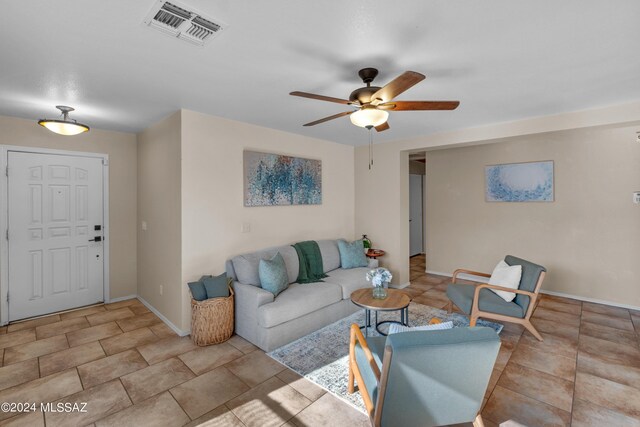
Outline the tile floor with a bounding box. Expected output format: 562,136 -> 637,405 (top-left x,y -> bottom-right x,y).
409,255 -> 640,427
0,258 -> 637,426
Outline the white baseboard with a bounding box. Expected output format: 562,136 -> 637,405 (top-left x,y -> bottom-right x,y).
426,270 -> 451,277
426,270 -> 640,312
539,289 -> 640,312
426,270 -> 491,283
137,296 -> 189,337
390,282 -> 410,290
107,294 -> 137,304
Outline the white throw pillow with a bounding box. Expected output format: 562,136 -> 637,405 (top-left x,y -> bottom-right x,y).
388,321 -> 454,335
488,260 -> 522,302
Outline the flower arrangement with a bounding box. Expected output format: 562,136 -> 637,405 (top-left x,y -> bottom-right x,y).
366,267 -> 392,287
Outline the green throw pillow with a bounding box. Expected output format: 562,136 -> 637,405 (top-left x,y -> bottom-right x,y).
259,252 -> 289,297
187,281 -> 207,301
203,273 -> 230,299
337,239 -> 368,269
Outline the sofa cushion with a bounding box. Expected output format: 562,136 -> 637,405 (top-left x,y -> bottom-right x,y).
505,255 -> 546,314
203,274 -> 230,298
388,321 -> 454,335
337,239 -> 368,269
232,245 -> 299,286
324,267 -> 370,299
187,281 -> 207,301
447,283 -> 524,318
488,260 -> 521,302
257,282 -> 342,328
316,239 -> 341,272
259,253 -> 289,297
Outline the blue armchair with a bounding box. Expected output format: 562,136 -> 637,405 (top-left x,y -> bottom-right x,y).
348,324 -> 500,427
446,255 -> 547,341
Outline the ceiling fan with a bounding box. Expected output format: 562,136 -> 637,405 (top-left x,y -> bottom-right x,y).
290,67 -> 460,132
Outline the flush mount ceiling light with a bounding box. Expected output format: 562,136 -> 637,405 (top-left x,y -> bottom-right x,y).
38,106 -> 90,136
350,107 -> 389,128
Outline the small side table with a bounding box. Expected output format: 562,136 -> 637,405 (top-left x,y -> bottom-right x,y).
366,249 -> 385,268
366,249 -> 385,259
350,288 -> 411,337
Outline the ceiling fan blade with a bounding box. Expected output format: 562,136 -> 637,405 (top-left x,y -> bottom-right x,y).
381,101 -> 460,111
375,122 -> 390,132
290,91 -> 352,105
303,111 -> 353,126
370,71 -> 425,104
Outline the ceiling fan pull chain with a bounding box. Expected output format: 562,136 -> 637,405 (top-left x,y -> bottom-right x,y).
366,126 -> 373,170
371,130 -> 374,167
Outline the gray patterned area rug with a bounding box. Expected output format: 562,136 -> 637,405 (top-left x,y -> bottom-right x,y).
267,303 -> 503,413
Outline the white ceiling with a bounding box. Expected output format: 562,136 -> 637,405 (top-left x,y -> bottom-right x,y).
1,0 -> 639,145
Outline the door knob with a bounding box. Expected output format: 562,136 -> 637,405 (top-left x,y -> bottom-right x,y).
89,236 -> 102,242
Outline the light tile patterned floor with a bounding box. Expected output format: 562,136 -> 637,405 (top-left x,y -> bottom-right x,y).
0,258 -> 638,426
410,255 -> 640,427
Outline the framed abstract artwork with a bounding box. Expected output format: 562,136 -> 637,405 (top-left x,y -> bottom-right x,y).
243,150 -> 322,206
485,161 -> 554,202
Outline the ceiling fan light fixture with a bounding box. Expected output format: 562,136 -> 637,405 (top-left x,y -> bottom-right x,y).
38,106 -> 90,136
350,108 -> 389,128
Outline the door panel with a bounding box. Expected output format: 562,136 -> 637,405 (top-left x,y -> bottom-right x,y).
409,174 -> 424,257
8,152 -> 104,321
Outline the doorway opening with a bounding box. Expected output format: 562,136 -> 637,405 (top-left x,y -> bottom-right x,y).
409,152 -> 426,276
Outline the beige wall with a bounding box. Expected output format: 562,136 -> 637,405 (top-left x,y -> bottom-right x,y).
355,145 -> 411,285
355,102 -> 640,306
137,112 -> 183,327
0,115 -> 137,300
180,110 -> 356,330
355,102 -> 640,296
425,124 -> 640,307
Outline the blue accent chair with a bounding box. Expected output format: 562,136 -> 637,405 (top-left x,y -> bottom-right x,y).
446,255 -> 547,341
348,324 -> 500,427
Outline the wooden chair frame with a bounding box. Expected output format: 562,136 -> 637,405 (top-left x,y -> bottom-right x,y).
348,323 -> 486,427
447,269 -> 546,341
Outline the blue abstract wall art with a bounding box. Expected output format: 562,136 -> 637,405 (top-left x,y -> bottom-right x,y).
244,150 -> 322,206
485,161 -> 554,202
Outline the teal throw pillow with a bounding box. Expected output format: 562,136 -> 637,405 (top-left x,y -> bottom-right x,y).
203,273 -> 230,299
259,252 -> 289,297
187,281 -> 207,301
337,239 -> 368,269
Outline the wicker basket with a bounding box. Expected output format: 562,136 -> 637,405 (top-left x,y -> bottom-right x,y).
190,285 -> 234,346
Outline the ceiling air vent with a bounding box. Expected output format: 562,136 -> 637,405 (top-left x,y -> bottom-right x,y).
143,0 -> 226,46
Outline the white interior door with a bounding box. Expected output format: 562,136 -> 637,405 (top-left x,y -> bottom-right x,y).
8,152 -> 104,321
409,174 -> 424,256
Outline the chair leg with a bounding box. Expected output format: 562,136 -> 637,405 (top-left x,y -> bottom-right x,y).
524,320 -> 544,342
472,414 -> 485,427
469,316 -> 478,327
446,300 -> 453,314
348,361 -> 355,394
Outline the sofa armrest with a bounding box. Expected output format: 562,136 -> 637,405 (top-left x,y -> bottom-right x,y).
232,281 -> 274,310
232,281 -> 274,346
452,268 -> 491,283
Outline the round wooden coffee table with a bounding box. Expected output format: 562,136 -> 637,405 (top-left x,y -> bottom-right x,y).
350,288 -> 411,337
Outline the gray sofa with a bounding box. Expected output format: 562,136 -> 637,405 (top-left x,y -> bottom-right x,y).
226,239 -> 370,351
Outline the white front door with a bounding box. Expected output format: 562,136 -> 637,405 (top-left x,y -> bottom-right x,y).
409,174 -> 424,257
8,151 -> 104,321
